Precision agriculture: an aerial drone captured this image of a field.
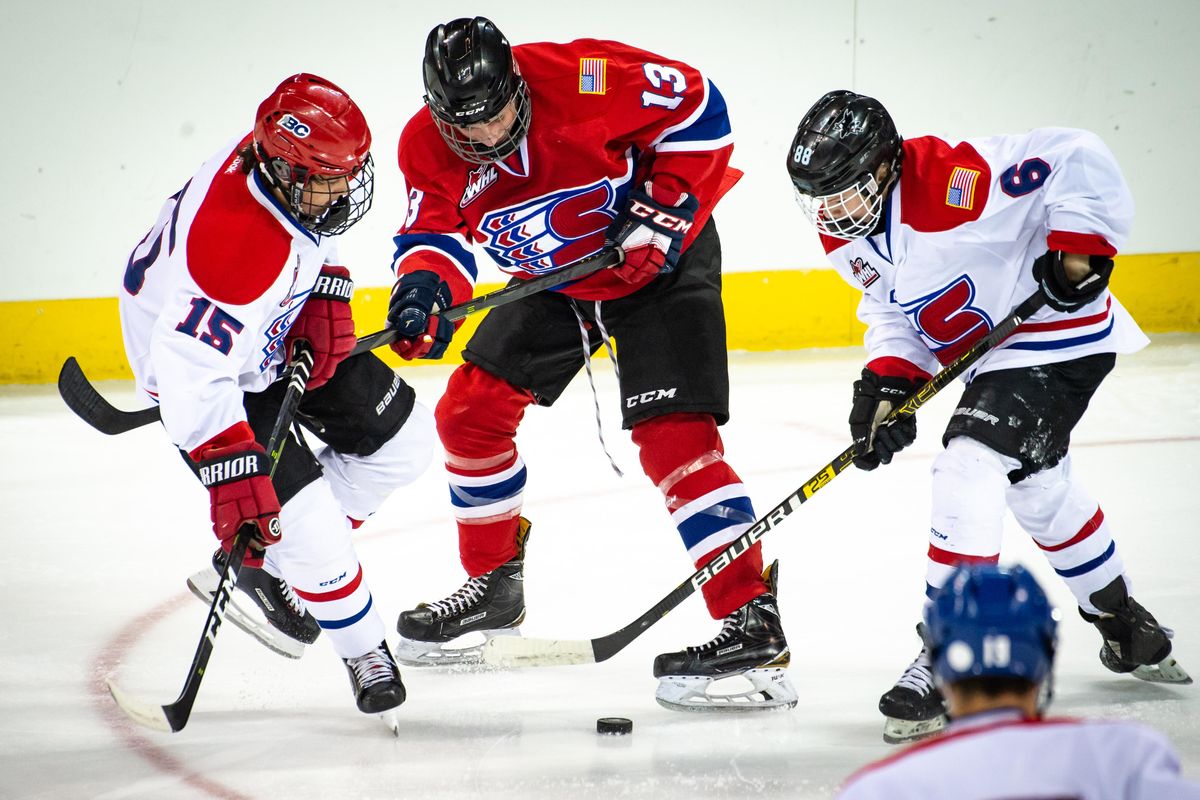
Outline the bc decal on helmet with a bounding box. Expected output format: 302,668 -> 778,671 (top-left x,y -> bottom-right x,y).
253,73 -> 375,235
786,90 -> 902,241
924,564 -> 1059,688
423,17 -> 532,164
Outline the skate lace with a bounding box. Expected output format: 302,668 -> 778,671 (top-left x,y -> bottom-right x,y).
427,575 -> 489,619
690,613 -> 742,654
571,300 -> 624,477
895,649 -> 936,697
277,579 -> 305,616
347,645 -> 396,689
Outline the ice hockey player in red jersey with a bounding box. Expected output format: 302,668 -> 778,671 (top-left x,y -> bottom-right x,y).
786,91 -> 1191,743
385,17 -> 795,711
836,564 -> 1200,799
118,74 -> 437,721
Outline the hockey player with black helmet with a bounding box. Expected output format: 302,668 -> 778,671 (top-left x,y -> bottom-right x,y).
118,74 -> 437,724
385,17 -> 796,711
836,564 -> 1200,798
786,90 -> 1190,744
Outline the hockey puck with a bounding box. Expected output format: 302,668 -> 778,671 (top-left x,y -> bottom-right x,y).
597,717 -> 633,735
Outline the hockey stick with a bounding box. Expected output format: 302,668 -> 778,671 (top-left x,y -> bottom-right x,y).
483,289 -> 1049,668
58,247 -> 623,436
58,357 -> 159,435
349,246 -> 624,354
105,343 -> 314,733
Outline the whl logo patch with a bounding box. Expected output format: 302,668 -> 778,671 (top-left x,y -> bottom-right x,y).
460,164 -> 498,208
850,257 -> 879,288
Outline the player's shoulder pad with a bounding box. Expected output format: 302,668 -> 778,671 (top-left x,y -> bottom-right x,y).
898,136 -> 991,234
397,108 -> 461,182
187,151 -> 292,306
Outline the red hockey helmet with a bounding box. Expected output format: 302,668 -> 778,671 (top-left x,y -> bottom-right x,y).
253,73 -> 375,234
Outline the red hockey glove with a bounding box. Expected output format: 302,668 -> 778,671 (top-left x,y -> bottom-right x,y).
285,265 -> 356,389
607,183 -> 700,284
192,429 -> 281,567
387,270 -> 457,360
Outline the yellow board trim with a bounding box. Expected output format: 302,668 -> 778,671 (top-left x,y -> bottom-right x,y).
2,252 -> 1197,385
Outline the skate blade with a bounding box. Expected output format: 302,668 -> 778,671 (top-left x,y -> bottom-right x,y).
654,668 -> 798,713
380,709 -> 400,737
394,628 -> 520,670
1131,656 -> 1193,685
187,570 -> 305,659
882,713 -> 947,745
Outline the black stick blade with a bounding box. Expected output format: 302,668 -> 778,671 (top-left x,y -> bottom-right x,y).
57,357 -> 161,435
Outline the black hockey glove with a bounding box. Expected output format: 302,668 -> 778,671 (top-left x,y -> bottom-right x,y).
849,369 -> 919,471
1032,250 -> 1114,313
387,270 -> 456,360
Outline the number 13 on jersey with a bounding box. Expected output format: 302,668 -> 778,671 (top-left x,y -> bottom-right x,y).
641,63 -> 686,110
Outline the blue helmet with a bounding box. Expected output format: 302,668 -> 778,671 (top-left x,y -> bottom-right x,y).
924,564 -> 1058,686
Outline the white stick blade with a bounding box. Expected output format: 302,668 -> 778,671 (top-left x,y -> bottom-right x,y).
105,678 -> 172,733
481,636 -> 596,667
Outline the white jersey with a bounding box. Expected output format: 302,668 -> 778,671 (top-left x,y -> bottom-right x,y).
819,128 -> 1148,381
836,708 -> 1200,800
118,133 -> 340,453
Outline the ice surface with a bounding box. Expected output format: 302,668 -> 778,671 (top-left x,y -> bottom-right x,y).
1,337 -> 1197,799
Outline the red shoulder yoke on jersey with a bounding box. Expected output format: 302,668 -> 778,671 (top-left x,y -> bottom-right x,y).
899,137 -> 991,233
188,150 -> 293,306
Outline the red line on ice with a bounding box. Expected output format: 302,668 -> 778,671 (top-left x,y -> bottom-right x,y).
91,592 -> 251,800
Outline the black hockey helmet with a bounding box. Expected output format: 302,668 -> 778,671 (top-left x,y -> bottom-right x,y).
423,16 -> 531,164
786,90 -> 902,240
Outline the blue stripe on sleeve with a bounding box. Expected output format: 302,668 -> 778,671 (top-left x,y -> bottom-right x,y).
660,80 -> 732,146
392,233 -> 479,281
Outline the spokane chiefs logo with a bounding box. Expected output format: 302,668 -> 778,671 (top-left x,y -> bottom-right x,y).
480,180 -> 620,274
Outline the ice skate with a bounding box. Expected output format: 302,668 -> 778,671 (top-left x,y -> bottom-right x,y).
344,640 -> 406,734
1079,577 -> 1192,685
653,560 -> 797,712
187,549 -> 320,659
394,518 -> 529,667
879,623 -> 948,744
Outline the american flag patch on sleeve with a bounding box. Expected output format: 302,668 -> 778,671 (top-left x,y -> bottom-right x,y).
945,166 -> 981,209
579,58 -> 607,94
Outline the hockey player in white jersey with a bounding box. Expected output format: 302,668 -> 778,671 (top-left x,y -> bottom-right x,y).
118,74 -> 435,721
786,91 -> 1191,744
836,564 -> 1200,799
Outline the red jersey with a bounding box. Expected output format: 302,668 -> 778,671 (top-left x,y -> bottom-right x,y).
392,38 -> 736,303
